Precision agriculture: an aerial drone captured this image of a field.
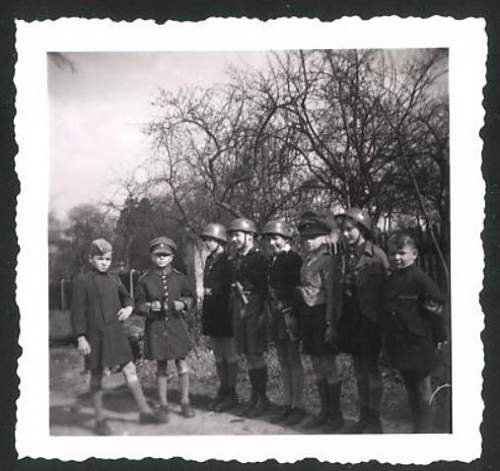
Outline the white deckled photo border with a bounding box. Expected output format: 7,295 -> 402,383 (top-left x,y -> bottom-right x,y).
15,17 -> 486,463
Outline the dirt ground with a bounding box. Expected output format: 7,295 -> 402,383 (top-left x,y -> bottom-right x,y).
49,310 -> 450,436
50,345 -> 419,436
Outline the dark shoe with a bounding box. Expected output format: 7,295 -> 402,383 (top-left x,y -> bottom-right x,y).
346,406 -> 370,433
282,407 -> 306,426
214,390 -> 239,412
414,403 -> 432,433
270,406 -> 292,424
327,411 -> 345,432
363,410 -> 383,434
139,411 -> 161,424
210,389 -> 227,411
302,409 -> 329,429
156,405 -> 170,424
94,418 -> 112,436
245,395 -> 271,419
303,379 -> 329,429
237,396 -> 259,417
181,403 -> 195,418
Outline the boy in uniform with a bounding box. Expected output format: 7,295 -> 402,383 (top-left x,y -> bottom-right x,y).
297,212 -> 344,431
200,223 -> 238,411
227,217 -> 269,418
262,220 -> 305,426
336,208 -> 389,433
135,236 -> 195,422
71,239 -> 160,435
383,231 -> 447,432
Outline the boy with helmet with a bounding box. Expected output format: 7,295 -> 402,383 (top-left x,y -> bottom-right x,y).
227,217 -> 269,418
200,223 -> 238,411
296,212 -> 344,431
336,208 -> 389,433
262,220 -> 305,426
135,236 -> 195,423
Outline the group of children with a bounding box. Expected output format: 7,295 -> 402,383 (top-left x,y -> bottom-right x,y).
70,208 -> 447,436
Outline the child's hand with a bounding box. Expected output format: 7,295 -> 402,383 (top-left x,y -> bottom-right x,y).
117,305 -> 133,321
437,340 -> 448,352
77,336 -> 91,355
151,301 -> 162,311
173,300 -> 186,312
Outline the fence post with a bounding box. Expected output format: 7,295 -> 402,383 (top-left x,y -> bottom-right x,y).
61,278 -> 66,311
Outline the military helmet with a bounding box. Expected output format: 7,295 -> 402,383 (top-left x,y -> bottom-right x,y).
228,217 -> 257,234
262,220 -> 294,239
200,223 -> 228,243
341,207 -> 372,233
297,211 -> 333,237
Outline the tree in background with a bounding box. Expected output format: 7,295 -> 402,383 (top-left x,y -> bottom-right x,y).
137,49 -> 448,244
49,204 -> 115,281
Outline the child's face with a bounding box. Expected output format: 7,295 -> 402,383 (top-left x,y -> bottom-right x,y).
303,234 -> 324,252
152,252 -> 174,269
203,237 -> 220,253
342,220 -> 363,246
388,243 -> 417,270
231,230 -> 252,251
266,234 -> 288,254
89,252 -> 112,273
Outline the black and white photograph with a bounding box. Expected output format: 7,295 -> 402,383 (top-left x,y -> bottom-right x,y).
15,18 -> 485,463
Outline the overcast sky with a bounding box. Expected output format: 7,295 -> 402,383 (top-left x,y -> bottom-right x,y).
48,51 -> 270,218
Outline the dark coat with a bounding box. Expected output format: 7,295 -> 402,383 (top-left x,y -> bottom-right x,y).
70,270 -> 133,371
229,246 -> 267,355
341,241 -> 389,323
382,263 -> 447,372
135,266 -> 194,361
335,241 -> 389,354
202,251 -> 232,338
267,250 -> 302,340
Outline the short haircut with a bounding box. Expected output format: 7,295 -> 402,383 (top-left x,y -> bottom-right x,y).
387,231 -> 417,250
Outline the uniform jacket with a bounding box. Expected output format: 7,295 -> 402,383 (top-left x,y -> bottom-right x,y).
342,240 -> 389,323
202,250 -> 232,337
382,263 -> 447,371
267,249 -> 302,311
298,247 -> 332,308
71,270 -> 132,338
229,246 -> 267,296
135,266 -> 194,360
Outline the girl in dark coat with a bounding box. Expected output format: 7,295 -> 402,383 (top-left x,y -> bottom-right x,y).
200,223 -> 238,411
383,231 -> 447,432
135,236 -> 195,422
70,239 -> 159,435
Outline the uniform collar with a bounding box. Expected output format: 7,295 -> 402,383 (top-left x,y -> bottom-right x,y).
154,266 -> 172,276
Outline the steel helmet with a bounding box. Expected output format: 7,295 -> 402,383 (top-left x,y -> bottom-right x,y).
228,217 -> 258,234
297,211 -> 332,237
200,223 -> 228,243
262,220 -> 294,239
341,208 -> 372,233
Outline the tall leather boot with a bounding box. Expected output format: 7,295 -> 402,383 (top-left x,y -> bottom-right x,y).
215,361 -> 239,412
302,379 -> 330,429
210,361 -> 227,411
327,382 -> 344,432
246,366 -> 270,418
